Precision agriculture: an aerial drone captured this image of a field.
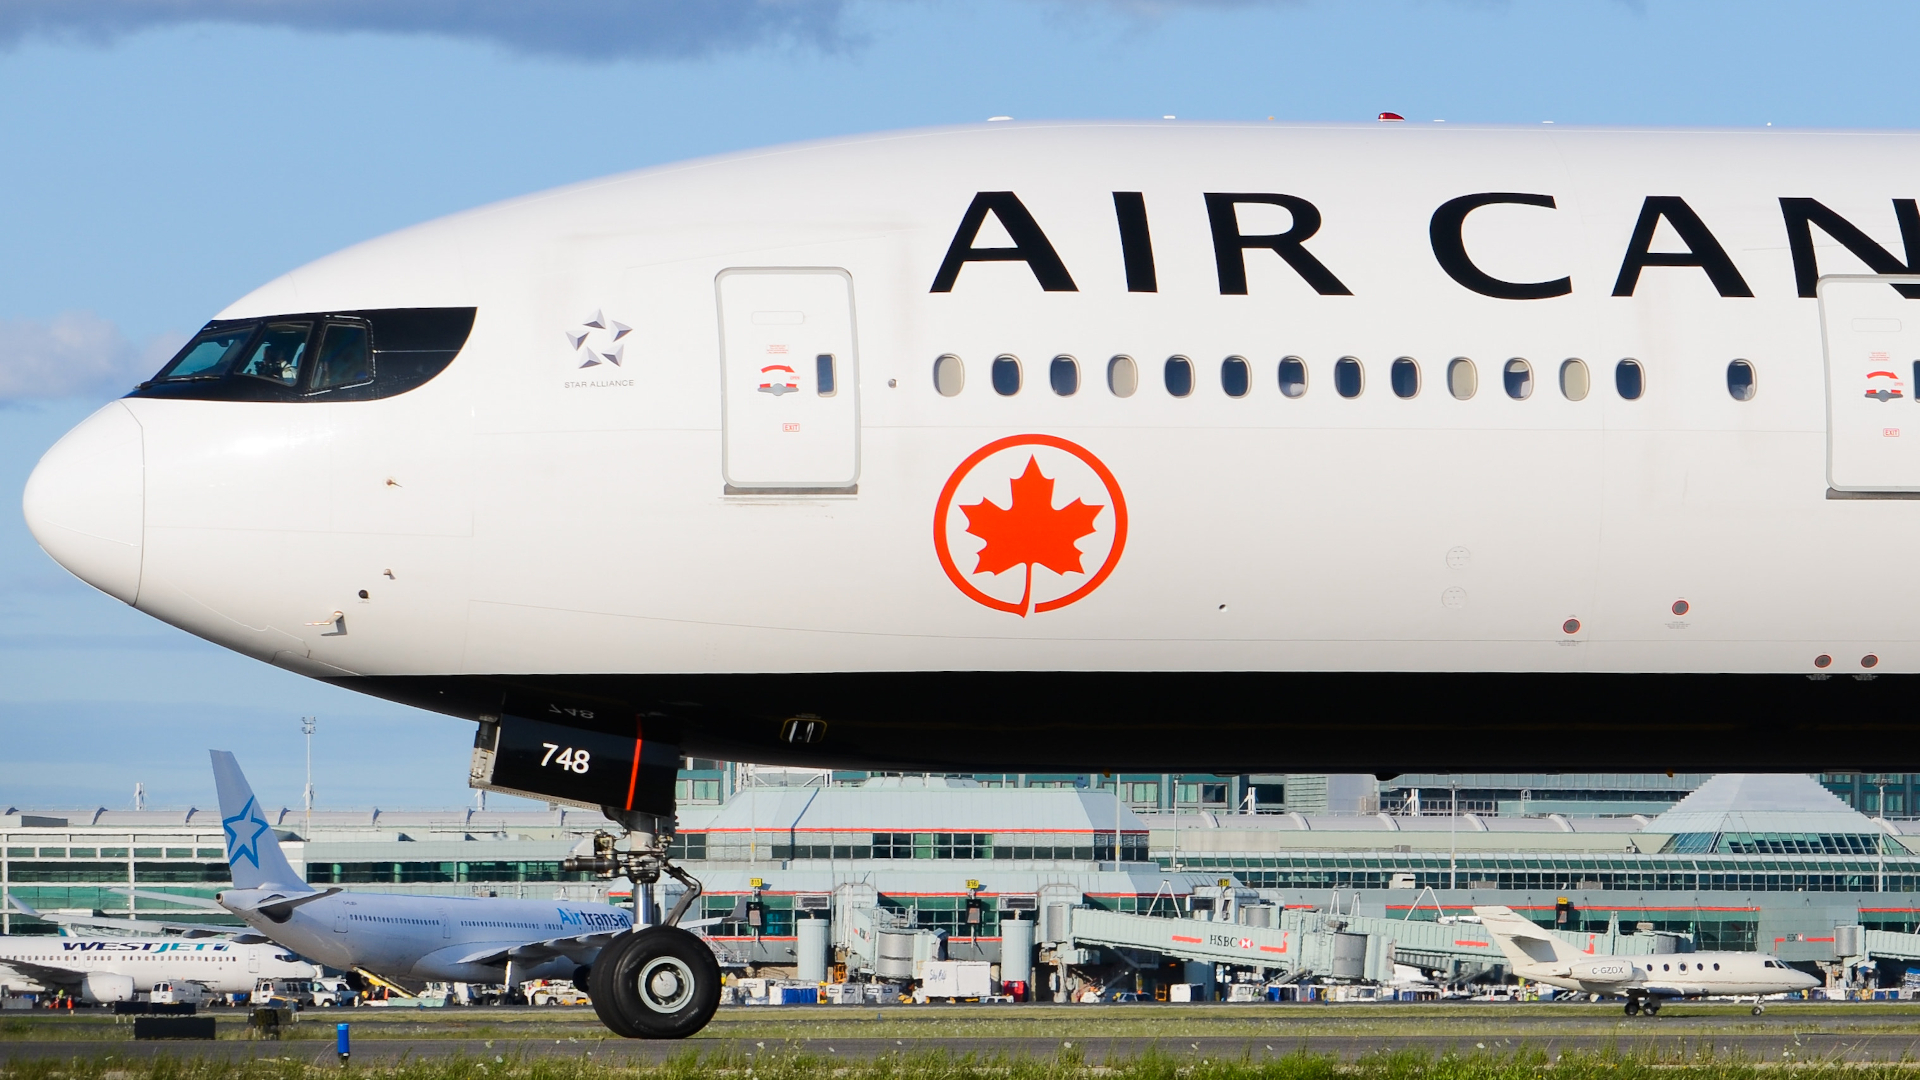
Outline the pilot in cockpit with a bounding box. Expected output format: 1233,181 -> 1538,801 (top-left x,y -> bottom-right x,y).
238,324 -> 309,386
254,340 -> 298,383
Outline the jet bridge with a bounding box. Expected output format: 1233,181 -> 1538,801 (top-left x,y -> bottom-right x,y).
1057,905 -> 1683,983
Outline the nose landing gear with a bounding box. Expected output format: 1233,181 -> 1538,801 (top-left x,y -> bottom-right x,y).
589,926 -> 721,1038
566,815 -> 721,1039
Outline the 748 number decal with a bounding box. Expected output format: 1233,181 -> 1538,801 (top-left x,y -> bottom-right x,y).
540,743 -> 592,774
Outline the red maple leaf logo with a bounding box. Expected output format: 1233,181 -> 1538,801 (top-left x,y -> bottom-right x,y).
960,456 -> 1104,617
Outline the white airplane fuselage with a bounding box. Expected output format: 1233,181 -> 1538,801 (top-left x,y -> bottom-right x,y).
1528,951 -> 1819,1001
0,937 -> 315,1000
222,891 -> 629,983
25,121 -> 1920,775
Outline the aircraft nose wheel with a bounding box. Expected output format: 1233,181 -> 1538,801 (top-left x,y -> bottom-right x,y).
589,926 -> 720,1039
1752,1004 -> 1766,1015
639,955 -> 696,1012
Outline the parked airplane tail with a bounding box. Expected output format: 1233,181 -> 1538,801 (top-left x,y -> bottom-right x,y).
1472,905 -> 1582,970
210,750 -> 308,892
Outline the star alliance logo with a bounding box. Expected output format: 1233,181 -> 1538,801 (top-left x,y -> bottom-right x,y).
565,309 -> 632,369
223,795 -> 271,869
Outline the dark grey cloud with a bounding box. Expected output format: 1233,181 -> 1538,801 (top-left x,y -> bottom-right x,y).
0,0 -> 856,61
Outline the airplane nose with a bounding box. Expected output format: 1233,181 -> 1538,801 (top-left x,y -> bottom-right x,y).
22,402 -> 145,604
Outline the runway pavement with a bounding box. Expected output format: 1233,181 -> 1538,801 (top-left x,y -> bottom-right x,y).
9,1003 -> 1920,1063
7,1032 -> 1920,1063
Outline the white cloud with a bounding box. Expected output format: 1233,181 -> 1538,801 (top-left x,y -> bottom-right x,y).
0,0 -> 857,61
0,312 -> 181,402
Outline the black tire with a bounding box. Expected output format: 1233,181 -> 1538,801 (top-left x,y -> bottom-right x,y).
1752,1005 -> 1765,1016
589,933 -> 643,1037
596,926 -> 721,1039
1624,1000 -> 1639,1016
1646,1000 -> 1661,1016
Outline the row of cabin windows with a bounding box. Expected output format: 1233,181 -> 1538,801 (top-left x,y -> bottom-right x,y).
933,354 -> 1765,403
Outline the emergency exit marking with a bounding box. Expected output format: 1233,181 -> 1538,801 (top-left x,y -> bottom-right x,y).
782,423 -> 801,432
1886,428 -> 1901,438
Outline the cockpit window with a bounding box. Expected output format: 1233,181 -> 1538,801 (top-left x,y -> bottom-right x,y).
156,325 -> 257,381
310,322 -> 372,392
234,322 -> 312,387
131,307 -> 474,403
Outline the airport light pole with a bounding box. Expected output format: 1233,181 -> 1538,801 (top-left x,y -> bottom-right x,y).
1449,781 -> 1458,892
1878,781 -> 1888,894
302,716 -> 316,836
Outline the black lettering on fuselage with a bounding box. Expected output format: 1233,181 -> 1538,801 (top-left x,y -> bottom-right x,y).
1781,197 -> 1920,298
1112,192 -> 1158,292
930,192 -> 1077,293
1429,193 -> 1572,299
1203,193 -> 1351,295
1612,196 -> 1753,297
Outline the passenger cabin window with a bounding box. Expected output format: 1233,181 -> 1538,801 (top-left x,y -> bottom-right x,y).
1559,359 -> 1589,401
815,353 -> 837,396
934,354 -> 965,396
1107,355 -> 1138,397
1447,358 -> 1476,400
1278,356 -> 1307,398
1503,358 -> 1533,400
1164,356 -> 1193,397
1390,357 -> 1419,399
1050,355 -> 1079,396
1616,358 -> 1645,400
236,322 -> 312,387
991,355 -> 1021,396
1221,356 -> 1250,398
1727,359 -> 1755,401
1334,357 -> 1363,398
310,322 -> 372,393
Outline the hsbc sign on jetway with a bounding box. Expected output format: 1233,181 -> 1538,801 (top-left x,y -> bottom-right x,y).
1065,907 -> 1303,971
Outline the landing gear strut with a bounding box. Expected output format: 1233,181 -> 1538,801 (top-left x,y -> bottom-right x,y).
565,813 -> 721,1039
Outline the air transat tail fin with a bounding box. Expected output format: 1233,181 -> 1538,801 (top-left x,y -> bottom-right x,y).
1472,905 -> 1582,970
210,750 -> 308,892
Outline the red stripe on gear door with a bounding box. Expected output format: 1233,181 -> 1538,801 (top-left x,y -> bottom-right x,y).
625,718 -> 643,810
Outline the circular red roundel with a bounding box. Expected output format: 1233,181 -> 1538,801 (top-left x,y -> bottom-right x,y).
933,434 -> 1128,616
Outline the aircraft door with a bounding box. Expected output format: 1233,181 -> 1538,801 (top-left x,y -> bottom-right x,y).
1822,274 -> 1920,492
248,951 -> 260,973
717,268 -> 859,493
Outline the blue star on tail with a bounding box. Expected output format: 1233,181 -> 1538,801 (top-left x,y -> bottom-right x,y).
223,795 -> 270,869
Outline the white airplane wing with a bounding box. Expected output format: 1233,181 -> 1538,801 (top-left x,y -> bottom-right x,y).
453,930 -> 627,967
452,916 -> 728,967
8,895 -> 263,942
0,957 -> 83,990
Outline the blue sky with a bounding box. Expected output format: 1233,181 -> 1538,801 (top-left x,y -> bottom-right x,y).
2,0 -> 1915,809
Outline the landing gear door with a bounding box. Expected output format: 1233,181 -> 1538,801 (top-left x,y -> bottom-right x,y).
1822,274 -> 1920,492
717,268 -> 859,494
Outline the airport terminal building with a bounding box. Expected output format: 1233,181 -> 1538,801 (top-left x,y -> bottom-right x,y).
4,772 -> 1918,976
